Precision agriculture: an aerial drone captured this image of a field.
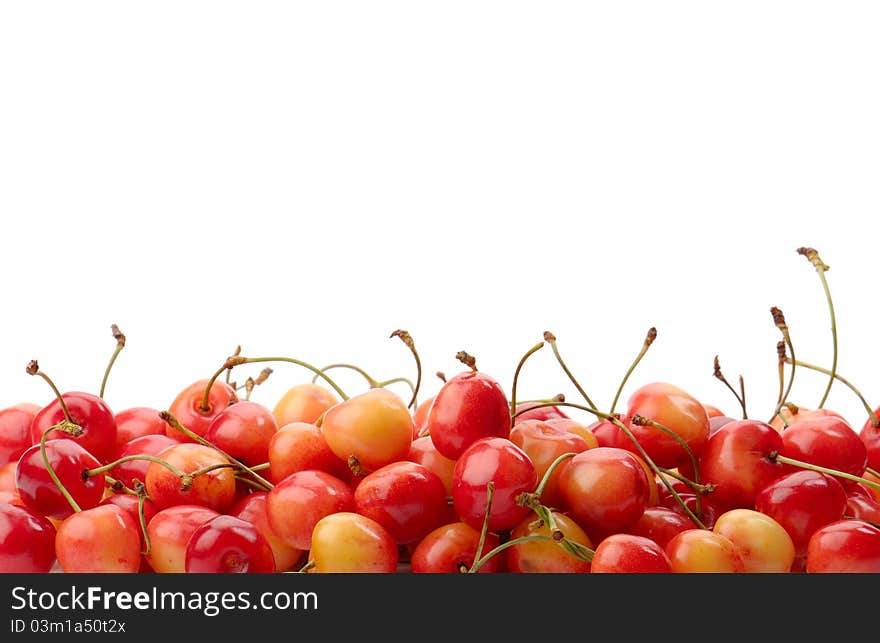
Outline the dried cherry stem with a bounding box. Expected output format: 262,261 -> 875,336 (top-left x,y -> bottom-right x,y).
776,340 -> 787,407
237,368 -> 274,401
543,331 -> 598,411
104,475 -> 136,495
769,307 -> 796,427
436,371 -> 447,383
713,355 -> 747,419
225,346 -> 242,385
797,247 -> 837,408
768,452 -> 880,491
510,341 -> 545,422
391,329 -> 422,409
85,455 -> 186,480
26,360 -> 77,428
610,327 -> 657,414
783,357 -> 880,427
99,324 -> 126,399
159,410 -> 274,491
38,425 -> 82,514
200,355 -> 349,414
456,351 -> 478,371
469,481 -> 495,572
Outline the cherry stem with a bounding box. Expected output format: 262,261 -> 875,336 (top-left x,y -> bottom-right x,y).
310,363 -> 416,399
866,466 -> 880,479
797,247 -> 837,408
468,534 -> 594,573
225,346 -> 242,385
769,307 -> 796,427
159,411 -> 274,490
200,355 -> 349,413
26,361 -> 76,425
86,454 -> 186,479
534,452 -> 576,499
770,452 -> 880,491
510,341 -> 546,422
713,355 -> 747,419
658,467 -> 715,495
296,560 -> 315,573
99,324 -> 126,399
456,351 -> 478,372
391,329 -> 422,409
104,475 -> 137,495
137,493 -> 152,557
610,327 -> 657,415
543,332 -> 598,411
234,475 -> 271,492
470,481 -> 495,572
37,426 -> 82,514
784,357 -> 880,427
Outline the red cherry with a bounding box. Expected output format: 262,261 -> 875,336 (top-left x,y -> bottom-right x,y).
806,519 -> 880,573
590,533 -> 673,573
780,415 -> 867,489
16,439 -> 105,520
231,492 -> 303,572
424,370 -> 511,460
31,392 -> 118,463
166,379 -> 239,443
0,462 -> 16,492
144,504 -> 220,573
859,416 -> 880,471
0,403 -> 39,464
623,505 -> 693,550
662,492 -> 727,530
144,443 -> 237,512
268,421 -> 349,484
452,437 -> 537,533
114,406 -> 166,450
110,433 -> 179,490
845,491 -> 880,524
411,395 -> 435,438
406,436 -> 457,497
0,502 -> 57,572
354,461 -> 449,544
185,514 -> 276,573
505,511 -> 593,573
56,503 -> 142,572
205,400 -> 279,466
410,522 -> 502,573
590,418 -> 627,449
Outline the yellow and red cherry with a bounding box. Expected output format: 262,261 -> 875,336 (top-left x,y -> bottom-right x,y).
166,379 -> 238,443
205,400 -> 278,467
55,503 -> 141,572
273,382 -> 339,428
31,392 -> 118,463
665,528 -> 745,573
712,508 -> 795,573
308,511 -> 398,573
144,504 -> 220,573
0,403 -> 39,465
410,522 -> 502,573
589,533 -> 673,573
406,436 -> 457,496
505,511 -> 593,573
267,421 -> 349,484
144,442 -> 237,512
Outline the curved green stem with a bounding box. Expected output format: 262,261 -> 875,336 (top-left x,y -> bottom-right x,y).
99,324 -> 126,399
471,481 -> 495,571
138,494 -> 151,557
390,330 -> 422,409
610,327 -> 657,414
797,247 -> 837,408
772,452 -> 880,491
543,332 -> 598,411
39,426 -> 81,513
785,358 -> 879,427
510,341 -> 545,421
86,454 -> 186,479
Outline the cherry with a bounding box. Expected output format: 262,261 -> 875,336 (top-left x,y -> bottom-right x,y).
0,403 -> 39,464
703,404 -> 726,419
452,437 -> 537,533
712,508 -> 795,573
144,504 -> 221,573
354,461 -> 450,544
308,511 -> 398,573
591,417 -> 627,449
268,421 -> 349,484
0,461 -> 17,492
99,492 -> 157,561
411,395 -> 435,437
806,519 -> 880,573
406,436 -> 457,496
544,418 -> 599,448
166,379 -> 239,442
55,503 -> 142,572
505,512 -> 593,573
779,415 -> 867,489
321,388 -> 413,474
623,506 -> 693,550
110,433 -> 179,490
557,447 -> 651,540
0,502 -> 56,572
265,469 -> 355,550
859,416 -> 880,471
513,401 -> 570,424
204,400 -> 279,466
754,470 -> 847,561
663,492 -> 726,530
410,522 -> 502,573
424,369 -> 511,460
114,406 -> 167,450
273,382 -> 339,427
31,391 -> 118,463
231,492 -> 303,572
16,439 -> 105,519
665,528 -> 745,573
623,382 -> 710,469
185,514 -> 276,573
589,533 -> 673,573
845,491 -> 880,524
144,442 -> 237,512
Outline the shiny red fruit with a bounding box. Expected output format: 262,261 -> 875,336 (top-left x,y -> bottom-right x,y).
205,400 -> 278,466
0,502 -> 56,572
590,533 -> 673,573
185,514 -> 276,573
410,522 -> 502,573
31,392 -> 118,463
166,380 -> 239,442
780,415 -> 867,489
0,403 -> 39,464
806,519 -> 880,573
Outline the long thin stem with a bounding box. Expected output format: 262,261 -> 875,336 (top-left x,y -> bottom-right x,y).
470,481 -> 495,571
543,331 -> 598,411
510,341 -> 545,421
610,327 -> 657,414
39,427 -> 81,513
99,324 -> 126,399
797,247 -> 837,408
785,357 -> 879,427
772,452 -> 880,491
769,307 -> 796,426
713,355 -> 746,419
390,330 -> 421,409
86,454 -> 187,479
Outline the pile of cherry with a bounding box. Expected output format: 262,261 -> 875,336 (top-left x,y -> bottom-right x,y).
3,251 -> 880,574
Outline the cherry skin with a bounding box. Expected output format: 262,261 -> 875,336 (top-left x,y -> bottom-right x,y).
754,470 -> 847,561
0,502 -> 57,572
114,406 -> 167,450
231,492 -> 303,572
505,511 -> 593,573
859,415 -> 880,471
0,403 -> 39,464
410,522 -> 502,573
273,382 -> 339,427
513,401 -> 569,424
406,436 -> 457,496
665,528 -> 745,573
590,417 -> 627,449
662,492 -> 727,531
354,461 -> 449,545
99,492 -> 157,562
780,415 -> 867,489
308,511 -> 398,573
166,379 -> 239,442
623,382 -> 710,469
845,491 -> 880,524
31,392 -> 118,463
697,419 -> 786,509
320,388 -> 413,474
509,419 -> 592,509
268,421 -> 348,484
712,508 -> 795,573
265,469 -> 355,550
56,503 -> 142,572
144,442 -> 237,512
16,439 -> 105,520
205,400 -> 279,466
544,418 -> 600,448
411,395 -> 435,438
0,461 -> 17,492
110,433 -> 179,490
185,514 -> 276,573
806,519 -> 880,573
424,370 -> 511,460
558,447 -> 651,540
623,506 -> 693,550
144,504 -> 221,573
589,533 -> 673,573
452,437 -> 537,533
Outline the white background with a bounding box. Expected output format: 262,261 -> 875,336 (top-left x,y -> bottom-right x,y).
1,2 -> 878,432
